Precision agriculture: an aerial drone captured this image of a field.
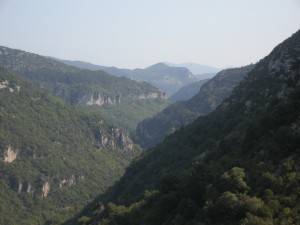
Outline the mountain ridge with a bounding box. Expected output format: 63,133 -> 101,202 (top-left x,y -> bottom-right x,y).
75,30 -> 300,225
47,57 -> 199,96
0,46 -> 168,133
164,62 -> 221,74
133,64 -> 255,148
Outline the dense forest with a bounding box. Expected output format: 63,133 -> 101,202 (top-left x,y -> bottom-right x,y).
74,30 -> 300,225
0,68 -> 140,224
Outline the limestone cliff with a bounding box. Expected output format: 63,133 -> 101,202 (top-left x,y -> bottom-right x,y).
79,91 -> 166,106
94,127 -> 133,151
2,145 -> 18,163
0,80 -> 20,93
41,180 -> 50,197
80,93 -> 121,106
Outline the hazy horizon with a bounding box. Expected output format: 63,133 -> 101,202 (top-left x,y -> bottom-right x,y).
1,0 -> 299,69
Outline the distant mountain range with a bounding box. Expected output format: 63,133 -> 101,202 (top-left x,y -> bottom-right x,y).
164,62 -> 221,74
126,63 -> 197,96
49,57 -> 219,97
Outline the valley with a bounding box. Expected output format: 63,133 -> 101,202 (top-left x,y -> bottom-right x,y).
133,64 -> 255,148
0,6 -> 298,224
72,30 -> 300,225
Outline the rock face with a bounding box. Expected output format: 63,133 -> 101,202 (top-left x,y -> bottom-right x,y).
79,91 -> 166,106
95,127 -> 133,151
0,80 -> 17,93
111,128 -> 133,150
80,93 -> 121,106
8,177 -> 34,195
41,180 -> 50,197
26,183 -> 33,194
59,175 -> 76,188
7,174 -> 85,196
20,181 -> 33,194
132,92 -> 167,100
3,145 -> 18,163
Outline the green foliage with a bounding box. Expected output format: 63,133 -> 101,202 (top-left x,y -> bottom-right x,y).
221,167 -> 250,193
77,30 -> 300,225
240,214 -> 273,225
89,98 -> 169,133
133,64 -> 255,148
0,46 -> 169,134
0,68 -> 140,224
133,101 -> 200,148
78,216 -> 91,225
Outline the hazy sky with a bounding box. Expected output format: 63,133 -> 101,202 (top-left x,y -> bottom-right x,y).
0,0 -> 299,69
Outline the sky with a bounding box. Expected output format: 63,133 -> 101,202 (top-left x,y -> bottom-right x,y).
0,0 -> 299,69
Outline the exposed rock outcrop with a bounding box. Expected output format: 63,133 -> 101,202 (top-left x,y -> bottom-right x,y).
133,92 -> 167,100
9,177 -> 34,195
111,128 -> 133,150
3,145 -> 18,163
41,180 -> 50,197
59,175 -> 76,188
26,183 -> 33,194
0,80 -> 15,92
95,127 -> 133,151
59,174 -> 85,188
80,91 -> 166,106
80,93 -> 121,106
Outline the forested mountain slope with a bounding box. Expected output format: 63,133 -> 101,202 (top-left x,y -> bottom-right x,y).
0,47 -> 168,132
0,68 -> 139,225
134,64 -> 254,148
77,30 -> 300,225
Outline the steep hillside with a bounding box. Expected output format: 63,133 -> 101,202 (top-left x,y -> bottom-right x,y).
186,64 -> 255,113
0,47 -> 168,132
134,64 -> 254,148
0,68 -> 139,224
78,30 -> 300,225
169,78 -> 210,101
